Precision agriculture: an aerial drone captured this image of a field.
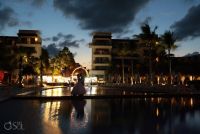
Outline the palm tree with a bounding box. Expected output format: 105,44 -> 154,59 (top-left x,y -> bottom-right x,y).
161,31 -> 177,84
136,23 -> 159,85
112,44 -> 137,83
118,47 -> 131,83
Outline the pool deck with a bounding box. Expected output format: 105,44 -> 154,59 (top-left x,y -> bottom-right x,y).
1,84 -> 200,101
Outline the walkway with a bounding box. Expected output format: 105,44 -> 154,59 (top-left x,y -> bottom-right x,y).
0,84 -> 41,102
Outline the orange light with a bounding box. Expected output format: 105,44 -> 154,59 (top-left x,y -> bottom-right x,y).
35,37 -> 38,42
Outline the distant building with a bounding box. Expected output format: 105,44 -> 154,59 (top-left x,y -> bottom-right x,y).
0,30 -> 42,58
0,36 -> 18,55
17,30 -> 42,58
0,30 -> 42,83
89,32 -> 144,82
89,32 -> 112,81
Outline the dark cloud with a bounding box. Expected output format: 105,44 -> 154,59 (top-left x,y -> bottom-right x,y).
42,37 -> 51,41
16,0 -> 46,8
58,40 -> 80,48
63,34 -> 74,40
44,32 -> 75,42
31,0 -> 46,7
52,36 -> 59,42
43,33 -> 85,56
54,0 -> 150,33
171,4 -> 200,40
43,43 -> 60,57
0,2 -> 32,32
0,6 -> 19,31
43,32 -> 84,48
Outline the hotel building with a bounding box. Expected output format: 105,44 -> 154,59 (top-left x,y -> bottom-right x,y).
0,30 -> 42,83
89,32 -> 144,82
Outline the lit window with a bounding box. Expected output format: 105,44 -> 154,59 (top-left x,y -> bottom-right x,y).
35,37 -> 38,42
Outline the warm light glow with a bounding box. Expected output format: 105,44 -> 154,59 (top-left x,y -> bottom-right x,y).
156,108 -> 159,117
35,37 -> 38,42
157,76 -> 160,84
42,88 -> 63,96
23,56 -> 28,63
71,66 -> 89,77
190,98 -> 193,107
156,57 -> 159,62
156,41 -> 159,45
181,76 -> 185,85
171,98 -> 175,105
41,101 -> 61,133
157,98 -> 161,103
40,75 -> 98,86
84,77 -> 97,84
86,86 -> 97,95
40,75 -> 71,83
189,76 -> 193,81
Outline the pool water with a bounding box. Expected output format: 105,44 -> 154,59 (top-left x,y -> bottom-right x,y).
34,86 -> 150,97
1,97 -> 200,134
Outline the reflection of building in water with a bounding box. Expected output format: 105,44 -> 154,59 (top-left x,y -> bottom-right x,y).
90,100 -> 111,126
41,88 -> 63,96
41,101 -> 61,134
41,100 -> 73,133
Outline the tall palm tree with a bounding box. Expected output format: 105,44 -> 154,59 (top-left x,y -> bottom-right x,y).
113,43 -> 139,84
161,31 -> 177,84
136,23 -> 159,85
119,47 -> 132,83
112,45 -> 132,83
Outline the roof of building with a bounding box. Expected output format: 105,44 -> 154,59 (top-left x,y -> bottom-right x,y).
18,30 -> 40,36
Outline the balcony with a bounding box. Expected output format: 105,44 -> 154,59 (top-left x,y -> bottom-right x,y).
93,40 -> 111,46
93,57 -> 110,64
94,51 -> 110,55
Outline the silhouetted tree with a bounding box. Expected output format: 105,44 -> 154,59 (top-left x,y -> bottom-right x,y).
135,23 -> 159,84
161,31 -> 177,84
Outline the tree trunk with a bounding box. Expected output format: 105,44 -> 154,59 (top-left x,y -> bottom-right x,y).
168,48 -> 172,85
18,56 -> 23,87
149,45 -> 152,85
122,58 -> 125,83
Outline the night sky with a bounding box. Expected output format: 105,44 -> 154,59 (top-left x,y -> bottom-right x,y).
0,0 -> 200,68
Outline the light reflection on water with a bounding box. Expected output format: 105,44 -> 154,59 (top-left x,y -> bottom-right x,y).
41,101 -> 62,134
40,86 -> 98,96
1,98 -> 200,134
40,99 -> 90,134
38,98 -> 200,134
41,87 -> 72,96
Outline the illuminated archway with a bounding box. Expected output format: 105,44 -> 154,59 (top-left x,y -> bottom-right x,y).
71,66 -> 89,77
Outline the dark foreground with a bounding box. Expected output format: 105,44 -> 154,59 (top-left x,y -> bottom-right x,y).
1,97 -> 200,134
